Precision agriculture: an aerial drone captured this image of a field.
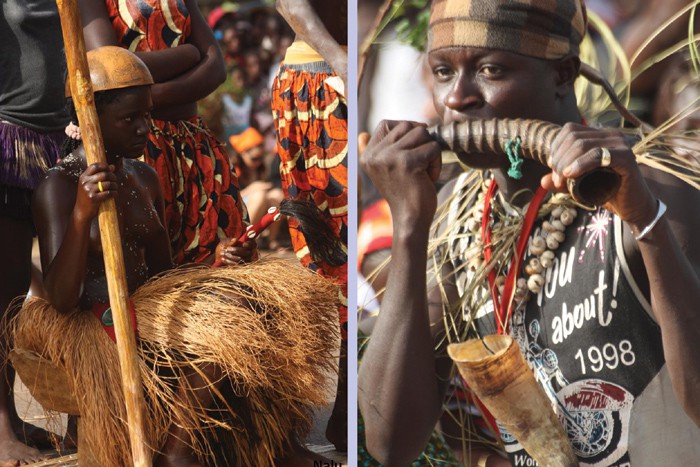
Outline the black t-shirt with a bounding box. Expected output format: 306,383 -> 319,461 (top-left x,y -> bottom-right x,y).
0,0 -> 68,131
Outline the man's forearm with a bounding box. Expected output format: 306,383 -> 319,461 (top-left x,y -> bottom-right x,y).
634,217 -> 700,427
358,230 -> 446,466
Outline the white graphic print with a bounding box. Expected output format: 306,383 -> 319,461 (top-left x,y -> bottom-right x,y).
560,380 -> 632,465
578,209 -> 611,264
510,303 -> 633,466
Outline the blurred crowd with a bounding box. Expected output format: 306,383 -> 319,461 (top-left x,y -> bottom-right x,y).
200,1 -> 294,251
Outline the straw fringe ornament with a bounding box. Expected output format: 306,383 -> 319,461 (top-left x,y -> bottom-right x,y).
8,259 -> 340,466
0,123 -> 63,189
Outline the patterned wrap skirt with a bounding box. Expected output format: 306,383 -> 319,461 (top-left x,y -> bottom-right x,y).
144,117 -> 248,265
271,60 -> 348,338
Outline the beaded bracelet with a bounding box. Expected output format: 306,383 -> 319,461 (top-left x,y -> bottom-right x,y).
635,199 -> 667,241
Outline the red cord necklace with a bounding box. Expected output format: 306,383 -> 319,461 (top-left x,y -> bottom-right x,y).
481,179 -> 548,334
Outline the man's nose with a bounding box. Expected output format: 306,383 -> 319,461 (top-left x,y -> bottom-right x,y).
444,75 -> 483,113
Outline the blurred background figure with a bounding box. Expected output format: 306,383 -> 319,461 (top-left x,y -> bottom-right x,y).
204,2 -> 294,149
586,0 -> 700,121
652,53 -> 700,163
272,0 -> 349,453
229,126 -> 287,251
0,0 -> 69,464
222,67 -> 254,137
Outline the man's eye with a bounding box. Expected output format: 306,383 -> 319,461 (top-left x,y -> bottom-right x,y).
123,116 -> 133,122
480,65 -> 503,76
433,66 -> 453,80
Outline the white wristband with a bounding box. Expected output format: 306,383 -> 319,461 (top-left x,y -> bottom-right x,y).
635,199 -> 667,241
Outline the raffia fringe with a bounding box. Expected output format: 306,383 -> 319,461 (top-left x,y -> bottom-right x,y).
0,122 -> 63,189
8,259 -> 339,466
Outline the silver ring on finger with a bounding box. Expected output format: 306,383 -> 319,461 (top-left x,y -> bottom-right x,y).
600,147 -> 612,168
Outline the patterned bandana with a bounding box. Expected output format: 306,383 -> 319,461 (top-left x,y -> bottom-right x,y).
428,0 -> 587,59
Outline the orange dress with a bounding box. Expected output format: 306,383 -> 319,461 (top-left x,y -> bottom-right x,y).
271,50 -> 348,338
107,0 -> 247,264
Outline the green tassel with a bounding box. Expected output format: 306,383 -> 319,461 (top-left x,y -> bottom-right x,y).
506,137 -> 523,179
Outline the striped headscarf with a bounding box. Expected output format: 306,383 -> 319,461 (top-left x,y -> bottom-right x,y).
428,0 -> 587,60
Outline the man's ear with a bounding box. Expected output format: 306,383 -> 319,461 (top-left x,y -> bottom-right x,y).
555,56 -> 581,97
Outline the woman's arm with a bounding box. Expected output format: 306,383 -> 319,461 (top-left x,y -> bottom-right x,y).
146,0 -> 226,106
79,0 -> 223,107
275,0 -> 347,87
79,0 -> 201,83
34,162 -> 117,313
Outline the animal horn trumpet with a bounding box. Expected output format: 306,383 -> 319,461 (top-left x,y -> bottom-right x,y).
430,118 -> 621,206
447,335 -> 579,467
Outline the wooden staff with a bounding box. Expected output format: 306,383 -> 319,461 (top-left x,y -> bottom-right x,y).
55,0 -> 152,465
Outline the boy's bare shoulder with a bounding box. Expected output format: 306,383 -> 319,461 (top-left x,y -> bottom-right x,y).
124,158 -> 156,181
32,153 -> 86,217
37,153 -> 84,195
47,152 -> 85,181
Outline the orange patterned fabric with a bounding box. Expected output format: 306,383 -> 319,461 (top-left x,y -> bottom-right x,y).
272,64 -> 348,338
106,0 -> 191,51
107,0 -> 248,264
358,199 -> 393,270
147,117 -> 247,265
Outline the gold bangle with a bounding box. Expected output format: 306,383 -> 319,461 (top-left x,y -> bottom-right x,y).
477,452 -> 492,467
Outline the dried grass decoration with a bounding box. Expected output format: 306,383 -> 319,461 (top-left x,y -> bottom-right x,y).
8,259 -> 340,466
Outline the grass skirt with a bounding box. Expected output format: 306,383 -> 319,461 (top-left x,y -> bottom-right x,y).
9,259 -> 339,466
